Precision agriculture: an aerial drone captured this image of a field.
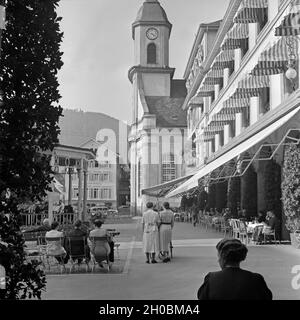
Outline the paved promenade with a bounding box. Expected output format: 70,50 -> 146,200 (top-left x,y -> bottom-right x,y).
43,219 -> 300,300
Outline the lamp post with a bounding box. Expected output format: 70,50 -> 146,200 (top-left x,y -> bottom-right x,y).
285,36 -> 298,89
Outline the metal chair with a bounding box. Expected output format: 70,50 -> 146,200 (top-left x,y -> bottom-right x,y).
66,236 -> 90,273
89,236 -> 111,272
45,237 -> 67,274
220,218 -> 232,237
263,228 -> 279,245
238,220 -> 250,244
230,219 -> 240,239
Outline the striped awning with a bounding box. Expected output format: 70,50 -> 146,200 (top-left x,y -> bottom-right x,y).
196,84 -> 215,97
212,113 -> 236,123
235,75 -> 269,97
210,113 -> 236,127
203,68 -> 224,85
222,96 -> 250,113
221,23 -> 249,50
204,124 -> 225,134
188,95 -> 203,106
275,11 -> 300,36
203,133 -> 215,142
212,50 -> 235,70
234,0 -> 268,23
251,37 -> 297,75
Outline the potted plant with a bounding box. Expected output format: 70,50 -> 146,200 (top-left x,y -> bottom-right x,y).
282,144 -> 300,248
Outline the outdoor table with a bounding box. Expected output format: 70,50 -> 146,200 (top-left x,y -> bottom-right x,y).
247,222 -> 264,233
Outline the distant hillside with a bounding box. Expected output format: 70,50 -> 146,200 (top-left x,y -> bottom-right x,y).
58,109 -> 129,151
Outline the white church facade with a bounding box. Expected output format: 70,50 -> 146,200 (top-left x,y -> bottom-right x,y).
128,0 -> 188,214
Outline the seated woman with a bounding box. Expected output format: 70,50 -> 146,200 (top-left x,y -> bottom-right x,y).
45,221 -> 69,264
159,202 -> 174,263
263,211 -> 281,241
257,211 -> 266,223
66,220 -> 90,263
88,219 -> 114,267
197,238 -> 272,300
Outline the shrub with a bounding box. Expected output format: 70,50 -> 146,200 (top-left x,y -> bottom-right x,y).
282,144 -> 300,232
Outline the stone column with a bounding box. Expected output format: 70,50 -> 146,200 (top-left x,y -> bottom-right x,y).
268,0 -> 279,22
248,23 -> 259,51
234,48 -> 242,72
224,124 -> 231,145
224,68 -> 230,87
77,165 -> 83,220
215,133 -> 220,152
250,96 -> 260,125
68,167 -> 72,206
83,164 -> 88,221
208,140 -> 213,157
270,74 -> 284,110
214,84 -> 220,100
235,112 -> 243,136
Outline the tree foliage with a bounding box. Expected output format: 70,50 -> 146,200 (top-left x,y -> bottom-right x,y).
0,0 -> 63,299
282,144 -> 300,232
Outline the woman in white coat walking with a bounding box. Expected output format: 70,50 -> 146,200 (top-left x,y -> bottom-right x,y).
158,202 -> 174,263
142,202 -> 160,264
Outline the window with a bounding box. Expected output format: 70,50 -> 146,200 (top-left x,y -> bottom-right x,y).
219,131 -> 224,147
211,91 -> 215,104
260,88 -> 270,115
100,188 -> 112,199
88,161 -> 95,169
243,107 -> 250,128
100,173 -> 110,182
241,39 -> 249,58
147,43 -> 156,64
219,78 -> 224,92
89,188 -> 99,199
229,62 -> 234,78
58,157 -> 68,166
259,8 -> 268,33
162,153 -> 176,183
72,188 -> 78,199
230,121 -> 236,138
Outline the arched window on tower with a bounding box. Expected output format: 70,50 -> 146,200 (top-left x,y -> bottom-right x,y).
147,43 -> 157,64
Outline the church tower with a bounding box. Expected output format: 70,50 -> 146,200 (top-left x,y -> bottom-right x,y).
129,0 -> 174,100
128,0 -> 187,215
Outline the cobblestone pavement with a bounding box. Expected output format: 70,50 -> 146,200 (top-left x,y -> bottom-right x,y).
43,219 -> 300,300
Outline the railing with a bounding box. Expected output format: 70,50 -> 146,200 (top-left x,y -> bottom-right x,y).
21,213 -> 48,227
20,212 -> 79,227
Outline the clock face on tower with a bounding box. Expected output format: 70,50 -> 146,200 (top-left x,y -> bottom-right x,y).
146,28 -> 158,40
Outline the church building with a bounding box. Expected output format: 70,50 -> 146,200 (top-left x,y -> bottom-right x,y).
128,0 -> 187,214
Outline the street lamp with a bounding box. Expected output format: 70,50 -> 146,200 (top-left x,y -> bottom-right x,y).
285,36 -> 298,88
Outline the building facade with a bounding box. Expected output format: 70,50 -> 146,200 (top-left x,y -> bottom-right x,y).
58,110 -> 130,209
128,0 -> 188,214
167,0 -> 300,240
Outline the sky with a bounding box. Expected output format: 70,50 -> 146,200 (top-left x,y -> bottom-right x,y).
57,0 -> 230,125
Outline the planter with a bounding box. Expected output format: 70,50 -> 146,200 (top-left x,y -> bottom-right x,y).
290,231 -> 300,249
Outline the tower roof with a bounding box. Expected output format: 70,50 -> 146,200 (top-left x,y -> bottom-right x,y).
132,0 -> 172,39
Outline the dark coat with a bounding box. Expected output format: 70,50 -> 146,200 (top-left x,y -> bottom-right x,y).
197,267 -> 272,300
